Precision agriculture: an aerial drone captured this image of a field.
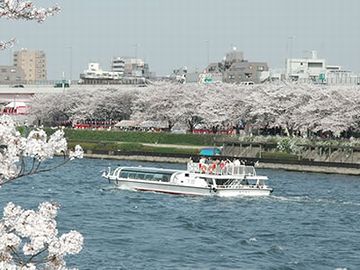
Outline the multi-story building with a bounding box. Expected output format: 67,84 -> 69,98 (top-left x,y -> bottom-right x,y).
285,50 -> 360,85
223,48 -> 269,84
286,51 -> 326,82
0,65 -> 25,84
122,57 -> 150,78
80,56 -> 152,85
111,57 -> 125,76
223,61 -> 269,84
223,48 -> 244,69
13,49 -> 47,82
205,48 -> 269,84
79,63 -> 122,84
326,66 -> 359,85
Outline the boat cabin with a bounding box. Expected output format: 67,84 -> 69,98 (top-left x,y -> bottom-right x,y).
117,167 -> 175,182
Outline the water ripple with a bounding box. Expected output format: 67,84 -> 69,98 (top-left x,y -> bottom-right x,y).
1,158 -> 359,269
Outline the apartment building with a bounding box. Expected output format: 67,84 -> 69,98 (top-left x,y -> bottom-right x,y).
203,48 -> 269,84
13,49 -> 47,82
0,65 -> 25,84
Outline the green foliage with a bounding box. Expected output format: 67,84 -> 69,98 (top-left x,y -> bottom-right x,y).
60,129 -> 221,146
258,152 -> 299,160
16,126 -> 26,136
276,137 -> 304,154
53,129 -> 360,156
68,141 -> 198,155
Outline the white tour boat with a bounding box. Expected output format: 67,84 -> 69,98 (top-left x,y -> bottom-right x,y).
102,160 -> 273,197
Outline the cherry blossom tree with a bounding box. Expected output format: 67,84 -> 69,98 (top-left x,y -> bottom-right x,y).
131,83 -> 183,130
1,2 -> 84,269
31,88 -> 137,126
0,202 -> 83,269
31,91 -> 87,126
0,115 -> 84,269
0,115 -> 83,186
0,0 -> 60,50
69,88 -> 136,123
29,82 -> 360,137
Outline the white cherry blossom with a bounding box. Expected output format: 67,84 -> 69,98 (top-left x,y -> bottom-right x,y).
0,0 -> 60,50
0,202 -> 83,269
0,115 -> 83,186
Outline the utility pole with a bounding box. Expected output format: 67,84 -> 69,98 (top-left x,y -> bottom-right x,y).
287,36 -> 295,80
205,40 -> 210,66
67,46 -> 73,82
133,44 -> 139,59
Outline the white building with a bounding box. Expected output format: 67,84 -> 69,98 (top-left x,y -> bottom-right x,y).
286,51 -> 326,82
80,63 -> 122,81
111,57 -> 125,76
285,50 -> 360,85
79,62 -> 149,85
326,65 -> 359,85
122,57 -> 146,77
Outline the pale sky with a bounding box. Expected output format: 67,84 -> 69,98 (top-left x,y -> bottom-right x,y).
1,0 -> 359,79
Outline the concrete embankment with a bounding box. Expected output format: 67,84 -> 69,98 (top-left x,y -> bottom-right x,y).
84,152 -> 360,176
256,162 -> 360,175
84,153 -> 189,164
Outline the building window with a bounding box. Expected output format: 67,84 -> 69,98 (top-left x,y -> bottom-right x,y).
257,66 -> 264,71
308,62 -> 323,68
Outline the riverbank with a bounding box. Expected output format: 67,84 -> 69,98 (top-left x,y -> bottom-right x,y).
50,128 -> 360,175
84,151 -> 360,176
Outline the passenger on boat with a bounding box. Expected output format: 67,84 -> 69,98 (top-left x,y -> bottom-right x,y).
201,164 -> 207,173
220,160 -> 226,170
208,162 -> 217,174
199,157 -> 207,164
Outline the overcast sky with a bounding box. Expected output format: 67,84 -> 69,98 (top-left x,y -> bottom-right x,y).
1,0 -> 359,79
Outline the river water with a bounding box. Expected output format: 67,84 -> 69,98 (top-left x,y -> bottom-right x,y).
1,158 -> 359,270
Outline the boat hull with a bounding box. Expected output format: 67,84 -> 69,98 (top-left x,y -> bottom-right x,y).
112,178 -> 211,196
110,178 -> 272,197
215,188 -> 272,197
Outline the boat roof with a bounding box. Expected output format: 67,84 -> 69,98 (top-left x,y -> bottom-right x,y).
119,166 -> 182,175
191,173 -> 268,180
116,166 -> 268,180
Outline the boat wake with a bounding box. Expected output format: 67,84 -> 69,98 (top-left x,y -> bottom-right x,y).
268,195 -> 360,206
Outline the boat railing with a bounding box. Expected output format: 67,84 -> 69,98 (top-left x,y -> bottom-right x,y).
217,184 -> 266,189
187,162 -> 256,176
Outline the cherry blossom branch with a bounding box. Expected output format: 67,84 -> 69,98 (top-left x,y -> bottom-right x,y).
25,246 -> 48,264
0,116 -> 84,186
0,0 -> 60,22
1,202 -> 84,269
0,0 -> 60,50
0,38 -> 15,50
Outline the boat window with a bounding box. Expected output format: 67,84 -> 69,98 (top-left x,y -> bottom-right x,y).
153,174 -> 163,181
200,177 -> 213,186
241,179 -> 249,185
119,171 -> 129,178
214,178 -> 229,185
161,175 -> 170,182
120,169 -> 174,182
136,173 -> 145,180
